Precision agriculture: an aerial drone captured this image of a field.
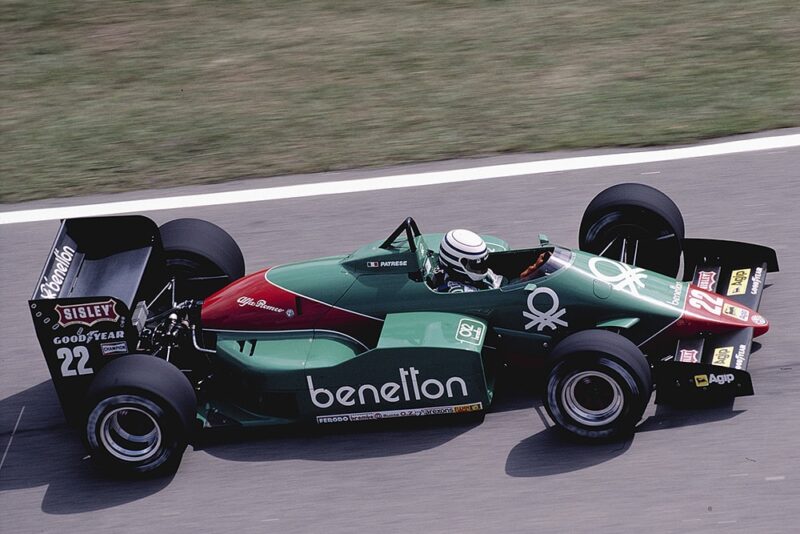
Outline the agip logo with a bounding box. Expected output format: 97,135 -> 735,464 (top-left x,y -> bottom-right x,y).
727,268 -> 751,296
694,373 -> 735,388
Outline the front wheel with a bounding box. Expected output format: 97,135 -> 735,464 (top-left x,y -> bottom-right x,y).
579,183 -> 685,277
84,355 -> 196,478
543,330 -> 652,440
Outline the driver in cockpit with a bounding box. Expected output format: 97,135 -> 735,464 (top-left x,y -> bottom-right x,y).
433,229 -> 550,293
433,229 -> 502,293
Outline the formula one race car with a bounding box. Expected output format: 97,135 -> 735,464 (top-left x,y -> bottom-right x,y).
28,183 -> 778,477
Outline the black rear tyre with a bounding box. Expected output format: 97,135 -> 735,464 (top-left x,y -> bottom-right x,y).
579,183 -> 684,277
159,218 -> 245,300
543,330 -> 652,440
84,355 -> 196,478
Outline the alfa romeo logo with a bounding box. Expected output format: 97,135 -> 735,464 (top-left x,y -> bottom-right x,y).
588,257 -> 647,296
523,287 -> 568,332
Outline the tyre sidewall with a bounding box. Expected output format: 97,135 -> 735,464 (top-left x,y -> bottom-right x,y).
85,392 -> 187,477
545,353 -> 648,440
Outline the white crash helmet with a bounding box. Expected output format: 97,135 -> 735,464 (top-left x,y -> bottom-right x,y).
439,229 -> 490,282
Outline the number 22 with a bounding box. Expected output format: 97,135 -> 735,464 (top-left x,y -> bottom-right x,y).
57,346 -> 93,376
688,289 -> 723,316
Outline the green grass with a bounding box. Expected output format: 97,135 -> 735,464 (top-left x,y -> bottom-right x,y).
2,0 -> 799,202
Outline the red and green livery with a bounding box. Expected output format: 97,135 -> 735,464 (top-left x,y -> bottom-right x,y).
28,184 -> 778,477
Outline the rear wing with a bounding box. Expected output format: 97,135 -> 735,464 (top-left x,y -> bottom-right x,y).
29,216 -> 165,424
656,238 -> 778,403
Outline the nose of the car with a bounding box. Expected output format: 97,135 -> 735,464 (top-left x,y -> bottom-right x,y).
678,284 -> 769,337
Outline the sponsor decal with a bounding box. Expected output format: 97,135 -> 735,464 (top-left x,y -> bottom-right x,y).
53,329 -> 125,345
523,287 -> 567,332
453,402 -> 483,414
711,373 -> 735,385
237,296 -> 285,313
669,281 -> 684,306
366,260 -> 407,268
308,367 -> 469,409
678,349 -> 700,363
750,267 -> 764,296
696,270 -> 718,291
315,402 -> 484,424
722,303 -> 749,321
734,344 -> 747,371
694,373 -> 735,387
751,314 -> 767,326
57,345 -> 93,376
712,346 -> 734,367
37,246 -> 76,299
55,300 -> 119,327
727,268 -> 751,296
588,257 -> 647,296
100,341 -> 129,356
694,375 -> 709,387
456,318 -> 485,345
688,288 -> 724,316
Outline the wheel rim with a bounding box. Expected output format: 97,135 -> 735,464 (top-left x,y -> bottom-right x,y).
100,406 -> 162,462
561,371 -> 624,427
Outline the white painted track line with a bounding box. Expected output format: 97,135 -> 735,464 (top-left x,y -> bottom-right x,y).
2,133 -> 799,225
0,406 -> 25,474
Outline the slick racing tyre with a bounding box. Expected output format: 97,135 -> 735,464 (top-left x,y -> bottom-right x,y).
159,218 -> 245,300
84,355 -> 196,478
579,183 -> 685,277
543,330 -> 652,440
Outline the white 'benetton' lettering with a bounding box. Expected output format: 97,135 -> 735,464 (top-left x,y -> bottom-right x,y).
307,367 -> 469,409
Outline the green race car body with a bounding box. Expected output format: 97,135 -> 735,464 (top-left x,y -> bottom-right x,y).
27,184 -> 779,476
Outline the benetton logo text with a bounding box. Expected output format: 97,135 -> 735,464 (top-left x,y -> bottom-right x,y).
308,367 -> 468,409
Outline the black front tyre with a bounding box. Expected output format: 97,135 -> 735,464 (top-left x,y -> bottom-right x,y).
579,183 -> 685,277
543,330 -> 652,440
84,355 -> 196,478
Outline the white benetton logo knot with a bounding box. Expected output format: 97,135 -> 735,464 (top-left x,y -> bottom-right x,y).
523,287 -> 568,331
588,257 -> 647,296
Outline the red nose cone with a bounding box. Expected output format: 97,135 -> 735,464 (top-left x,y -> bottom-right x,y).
680,284 -> 769,337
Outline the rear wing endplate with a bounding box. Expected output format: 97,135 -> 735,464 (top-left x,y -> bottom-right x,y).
29,216 -> 165,424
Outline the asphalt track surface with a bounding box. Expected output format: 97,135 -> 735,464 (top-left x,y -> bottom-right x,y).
1,129 -> 799,533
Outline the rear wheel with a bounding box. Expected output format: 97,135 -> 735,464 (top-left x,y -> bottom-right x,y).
159,218 -> 245,300
84,355 -> 196,478
579,183 -> 685,277
543,330 -> 652,440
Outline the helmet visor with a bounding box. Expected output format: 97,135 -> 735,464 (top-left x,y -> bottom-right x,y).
461,256 -> 488,276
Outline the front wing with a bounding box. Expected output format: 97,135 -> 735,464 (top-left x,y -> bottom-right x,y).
656,239 -> 778,403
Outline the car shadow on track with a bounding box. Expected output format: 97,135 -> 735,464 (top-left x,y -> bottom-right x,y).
195,414 -> 482,463
504,398 -> 745,478
0,381 -> 172,514
1,377 -> 747,509
196,367 -> 534,464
